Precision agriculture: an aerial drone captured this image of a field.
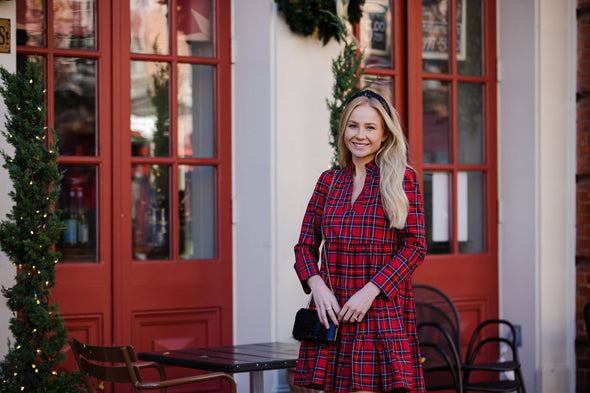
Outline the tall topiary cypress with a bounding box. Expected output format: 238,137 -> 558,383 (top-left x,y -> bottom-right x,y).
325,16 -> 369,169
0,60 -> 80,392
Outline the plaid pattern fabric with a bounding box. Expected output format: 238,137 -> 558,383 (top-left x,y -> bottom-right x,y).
294,161 -> 426,393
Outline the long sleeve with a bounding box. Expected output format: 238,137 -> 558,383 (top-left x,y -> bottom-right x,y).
294,170 -> 334,294
370,167 -> 426,300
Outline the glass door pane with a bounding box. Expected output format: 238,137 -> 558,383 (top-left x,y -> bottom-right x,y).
54,56 -> 97,156
132,164 -> 170,260
179,165 -> 216,259
423,79 -> 451,164
130,0 -> 169,54
177,0 -> 215,57
360,0 -> 393,69
458,82 -> 484,164
423,171 -> 452,254
57,165 -> 98,262
177,63 -> 216,158
130,61 -> 170,157
458,171 -> 485,253
17,0 -> 46,47
53,0 -> 96,50
422,0 -> 451,73
457,0 -> 483,76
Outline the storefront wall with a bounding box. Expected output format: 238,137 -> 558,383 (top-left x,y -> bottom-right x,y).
498,0 -> 576,391
0,0 -> 578,392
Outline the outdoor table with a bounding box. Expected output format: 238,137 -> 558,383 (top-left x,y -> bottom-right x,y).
137,341 -> 300,393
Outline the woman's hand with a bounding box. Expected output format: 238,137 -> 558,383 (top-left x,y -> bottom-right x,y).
339,282 -> 381,323
307,275 -> 341,329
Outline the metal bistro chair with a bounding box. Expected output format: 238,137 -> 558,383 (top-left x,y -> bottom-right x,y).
418,322 -> 463,393
462,319 -> 526,393
413,284 -> 526,393
413,284 -> 461,353
69,338 -> 237,393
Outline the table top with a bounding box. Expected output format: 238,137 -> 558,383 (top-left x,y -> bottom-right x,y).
137,342 -> 301,373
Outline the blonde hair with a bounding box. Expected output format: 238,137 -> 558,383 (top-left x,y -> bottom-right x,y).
338,94 -> 409,229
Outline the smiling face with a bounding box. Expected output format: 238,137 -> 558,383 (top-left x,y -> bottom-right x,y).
344,104 -> 388,167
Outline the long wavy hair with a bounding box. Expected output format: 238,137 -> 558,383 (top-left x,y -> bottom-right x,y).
337,94 -> 409,229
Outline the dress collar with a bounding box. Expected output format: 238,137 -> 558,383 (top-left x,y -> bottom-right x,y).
345,160 -> 378,174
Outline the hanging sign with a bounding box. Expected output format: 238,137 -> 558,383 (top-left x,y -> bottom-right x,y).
0,18 -> 10,53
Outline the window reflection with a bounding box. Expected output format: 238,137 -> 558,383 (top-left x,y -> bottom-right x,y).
360,0 -> 392,69
458,171 -> 485,253
423,80 -> 450,164
54,57 -> 97,156
54,0 -> 96,50
177,0 -> 215,57
57,165 -> 98,262
132,165 -> 170,260
131,61 -> 170,157
17,0 -> 46,47
130,0 -> 169,54
178,64 -> 216,158
361,75 -> 394,108
179,166 -> 216,259
457,0 -> 483,76
458,82 -> 484,164
423,171 -> 451,254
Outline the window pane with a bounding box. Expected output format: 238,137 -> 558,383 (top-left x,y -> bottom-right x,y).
54,57 -> 97,156
423,171 -> 451,254
54,0 -> 96,50
423,79 -> 451,164
17,0 -> 46,47
179,166 -> 216,259
132,164 -> 170,260
130,0 -> 169,54
57,165 -> 98,263
360,0 -> 392,69
17,55 -> 45,86
458,82 -> 484,164
131,61 -> 170,157
458,171 -> 485,253
457,0 -> 483,76
360,75 -> 394,109
178,64 -> 216,158
422,0 -> 450,74
177,0 -> 215,57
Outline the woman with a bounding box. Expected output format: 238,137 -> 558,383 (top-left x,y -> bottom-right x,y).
294,90 -> 426,393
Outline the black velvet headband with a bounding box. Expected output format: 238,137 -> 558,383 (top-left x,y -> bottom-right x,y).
346,90 -> 392,118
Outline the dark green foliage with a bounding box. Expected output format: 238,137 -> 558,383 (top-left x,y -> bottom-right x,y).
276,0 -> 366,45
0,60 -> 80,392
325,18 -> 370,169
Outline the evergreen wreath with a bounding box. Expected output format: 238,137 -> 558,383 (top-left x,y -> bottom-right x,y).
276,0 -> 366,45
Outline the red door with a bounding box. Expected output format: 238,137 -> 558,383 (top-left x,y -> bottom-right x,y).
358,0 -> 498,353
16,0 -> 233,387
407,0 -> 499,353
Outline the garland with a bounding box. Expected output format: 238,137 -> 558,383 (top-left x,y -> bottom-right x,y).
276,0 -> 366,45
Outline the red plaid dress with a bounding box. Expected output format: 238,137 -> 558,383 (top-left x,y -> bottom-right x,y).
294,161 -> 426,393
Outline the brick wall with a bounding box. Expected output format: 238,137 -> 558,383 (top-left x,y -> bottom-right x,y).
577,1 -> 590,392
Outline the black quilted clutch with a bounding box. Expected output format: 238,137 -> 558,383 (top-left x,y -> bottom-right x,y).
292,308 -> 338,345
